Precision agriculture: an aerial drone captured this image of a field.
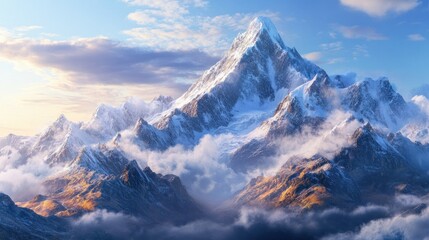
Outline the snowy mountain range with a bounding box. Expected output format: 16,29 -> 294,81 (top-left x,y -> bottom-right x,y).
1,16 -> 429,239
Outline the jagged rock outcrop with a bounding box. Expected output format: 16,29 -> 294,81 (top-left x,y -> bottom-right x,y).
21,147 -> 203,224
0,193 -> 67,239
133,16 -> 322,149
234,124 -> 429,209
233,156 -> 360,209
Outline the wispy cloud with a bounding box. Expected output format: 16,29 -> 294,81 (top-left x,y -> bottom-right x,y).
0,37 -> 218,86
0,34 -> 218,127
15,25 -> 43,32
326,206 -> 429,240
123,0 -> 278,54
0,27 -> 12,41
340,0 -> 421,17
303,51 -> 323,62
337,25 -> 387,40
352,44 -> 370,59
69,205 -> 392,239
411,84 -> 429,98
321,41 -> 343,51
408,33 -> 425,41
124,0 -> 208,8
326,58 -> 344,64
0,2 -> 281,136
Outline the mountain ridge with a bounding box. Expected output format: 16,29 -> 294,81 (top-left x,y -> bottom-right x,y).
0,16 -> 429,239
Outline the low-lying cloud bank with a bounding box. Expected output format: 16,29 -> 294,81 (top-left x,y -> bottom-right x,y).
0,150 -> 63,201
116,110 -> 360,205
324,205 -> 429,240
118,133 -> 250,205
69,201 -> 429,240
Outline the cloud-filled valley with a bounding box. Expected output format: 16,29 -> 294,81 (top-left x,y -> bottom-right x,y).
1,3 -> 429,239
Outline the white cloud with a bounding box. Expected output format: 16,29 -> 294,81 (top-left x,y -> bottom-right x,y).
15,25 -> 43,32
395,194 -> 423,207
0,37 -> 217,86
411,95 -> 429,116
0,150 -> 65,202
327,58 -> 344,64
128,11 -> 157,24
337,25 -> 387,40
72,209 -> 141,238
303,51 -> 323,61
115,110 -> 360,205
408,33 -> 425,41
68,204 -> 393,239
340,0 -> 421,17
326,206 -> 429,240
123,0 -> 278,54
0,168 -> 45,201
124,0 -> 207,9
116,133 -> 250,205
321,41 -> 343,51
313,42 -> 344,65
0,36 -> 219,116
0,27 -> 12,41
353,44 -> 370,59
269,111 -> 360,172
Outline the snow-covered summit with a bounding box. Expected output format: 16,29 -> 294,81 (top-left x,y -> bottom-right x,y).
140,16 -> 324,148
251,16 -> 284,43
230,16 -> 286,57
84,96 -> 172,139
170,16 -> 317,111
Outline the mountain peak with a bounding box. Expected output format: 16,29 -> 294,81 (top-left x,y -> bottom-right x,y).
250,16 -> 281,37
238,16 -> 285,50
53,114 -> 69,126
151,95 -> 174,104
0,192 -> 14,207
121,160 -> 148,188
145,16 -> 322,148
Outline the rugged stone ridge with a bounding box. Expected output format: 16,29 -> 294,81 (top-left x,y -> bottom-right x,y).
1,16 -> 429,239
333,124 -> 429,199
234,124 -> 429,209
231,76 -> 410,173
21,147 -> 203,224
233,156 -> 360,209
0,96 -> 172,168
133,17 -> 322,149
0,193 -> 67,239
342,78 -> 408,130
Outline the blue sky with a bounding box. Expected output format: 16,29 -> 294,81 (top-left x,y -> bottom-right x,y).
0,0 -> 428,135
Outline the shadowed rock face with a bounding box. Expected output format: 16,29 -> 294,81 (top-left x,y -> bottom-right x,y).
233,156 -> 360,210
21,148 -> 203,224
2,16 -> 429,240
234,125 -> 429,210
0,96 -> 173,172
230,139 -> 278,172
0,193 -> 67,239
342,78 -> 408,130
18,195 -> 66,217
135,17 -> 322,149
230,76 -> 411,173
333,125 -> 429,201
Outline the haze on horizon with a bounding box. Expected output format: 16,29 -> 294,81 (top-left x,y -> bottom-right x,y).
0,0 -> 428,136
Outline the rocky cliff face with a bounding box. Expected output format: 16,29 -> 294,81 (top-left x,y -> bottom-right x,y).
233,124 -> 429,209
132,17 -> 322,149
233,156 -> 360,210
0,96 -> 172,168
20,147 -> 203,224
230,76 -> 411,173
1,16 -> 429,239
0,193 -> 67,239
